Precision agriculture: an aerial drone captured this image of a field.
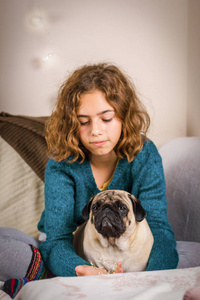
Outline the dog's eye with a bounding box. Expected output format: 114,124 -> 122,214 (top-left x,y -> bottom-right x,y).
92,204 -> 99,213
119,205 -> 127,211
116,201 -> 127,212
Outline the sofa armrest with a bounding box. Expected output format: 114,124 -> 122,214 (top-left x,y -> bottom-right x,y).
159,137 -> 200,242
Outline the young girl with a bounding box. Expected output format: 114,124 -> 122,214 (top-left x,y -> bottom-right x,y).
1,63 -> 178,296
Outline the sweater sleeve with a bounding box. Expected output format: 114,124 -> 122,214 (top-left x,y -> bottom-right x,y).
132,141 -> 179,271
38,159 -> 90,277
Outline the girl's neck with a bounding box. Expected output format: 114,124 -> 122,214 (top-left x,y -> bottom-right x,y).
89,151 -> 118,169
89,151 -> 119,189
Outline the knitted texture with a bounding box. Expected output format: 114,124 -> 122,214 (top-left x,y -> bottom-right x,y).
26,245 -> 53,280
38,140 -> 179,277
3,245 -> 54,298
3,278 -> 29,299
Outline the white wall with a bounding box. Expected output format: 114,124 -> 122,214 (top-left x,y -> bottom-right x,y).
187,0 -> 200,137
0,0 -> 193,147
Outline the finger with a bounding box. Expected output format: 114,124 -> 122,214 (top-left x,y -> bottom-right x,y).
75,265 -> 106,276
75,265 -> 85,276
114,262 -> 123,273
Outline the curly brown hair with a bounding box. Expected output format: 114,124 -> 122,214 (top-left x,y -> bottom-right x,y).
45,63 -> 150,162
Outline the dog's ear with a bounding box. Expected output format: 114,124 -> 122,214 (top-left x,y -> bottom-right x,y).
128,194 -> 147,222
134,201 -> 147,222
81,196 -> 95,220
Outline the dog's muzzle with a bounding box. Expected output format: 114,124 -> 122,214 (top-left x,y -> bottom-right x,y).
94,205 -> 126,238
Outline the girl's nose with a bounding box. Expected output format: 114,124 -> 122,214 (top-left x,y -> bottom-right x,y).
91,120 -> 102,136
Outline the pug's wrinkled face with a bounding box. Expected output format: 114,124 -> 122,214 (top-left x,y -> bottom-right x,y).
82,190 -> 146,239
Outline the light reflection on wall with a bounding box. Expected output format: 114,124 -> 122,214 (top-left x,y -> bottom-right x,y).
24,7 -> 57,68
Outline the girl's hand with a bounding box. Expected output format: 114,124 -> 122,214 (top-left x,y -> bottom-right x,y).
75,262 -> 123,276
75,265 -> 107,276
114,262 -> 123,273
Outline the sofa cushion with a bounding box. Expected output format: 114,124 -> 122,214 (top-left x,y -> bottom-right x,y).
0,112 -> 48,181
0,112 -> 49,238
0,137 -> 44,238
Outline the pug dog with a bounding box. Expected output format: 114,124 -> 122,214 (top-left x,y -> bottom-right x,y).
73,190 -> 154,273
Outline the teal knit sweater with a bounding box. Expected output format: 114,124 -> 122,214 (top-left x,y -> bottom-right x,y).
38,140 -> 178,276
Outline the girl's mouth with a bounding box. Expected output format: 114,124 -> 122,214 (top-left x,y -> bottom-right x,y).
91,141 -> 107,147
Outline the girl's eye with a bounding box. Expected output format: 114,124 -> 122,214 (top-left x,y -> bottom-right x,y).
102,118 -> 113,122
79,121 -> 90,126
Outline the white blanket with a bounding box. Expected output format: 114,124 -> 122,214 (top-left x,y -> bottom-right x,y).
0,267 -> 200,300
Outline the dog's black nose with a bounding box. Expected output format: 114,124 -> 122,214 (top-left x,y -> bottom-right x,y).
102,217 -> 112,228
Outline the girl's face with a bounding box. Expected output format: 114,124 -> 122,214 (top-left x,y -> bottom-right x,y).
77,91 -> 122,159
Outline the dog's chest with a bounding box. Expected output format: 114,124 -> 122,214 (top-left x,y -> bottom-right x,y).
83,240 -> 132,272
